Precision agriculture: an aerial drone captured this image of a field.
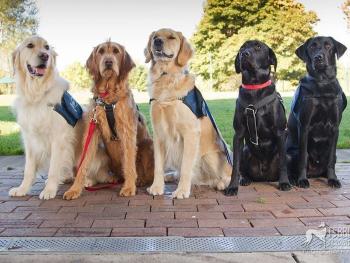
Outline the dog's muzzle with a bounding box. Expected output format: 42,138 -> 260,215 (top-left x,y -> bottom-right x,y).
153,41 -> 174,59
313,54 -> 327,69
105,60 -> 113,69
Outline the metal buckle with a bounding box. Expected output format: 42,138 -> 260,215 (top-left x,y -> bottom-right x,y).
95,97 -> 105,106
245,105 -> 259,146
110,134 -> 118,141
104,103 -> 116,111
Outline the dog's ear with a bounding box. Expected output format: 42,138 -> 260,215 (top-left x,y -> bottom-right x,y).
268,47 -> 277,72
330,37 -> 347,59
11,48 -> 20,75
144,31 -> 155,63
234,52 -> 241,74
50,48 -> 58,67
295,38 -> 312,62
119,48 -> 135,81
86,46 -> 100,82
176,32 -> 193,67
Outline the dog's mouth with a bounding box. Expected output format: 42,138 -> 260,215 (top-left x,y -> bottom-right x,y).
102,68 -> 116,79
27,63 -> 47,77
154,50 -> 174,59
313,61 -> 328,70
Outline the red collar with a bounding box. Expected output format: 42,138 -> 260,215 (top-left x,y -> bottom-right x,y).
99,91 -> 109,98
241,80 -> 272,90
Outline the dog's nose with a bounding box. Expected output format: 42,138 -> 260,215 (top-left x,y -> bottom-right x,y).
39,53 -> 49,62
105,60 -> 113,68
242,50 -> 250,57
314,54 -> 324,62
154,38 -> 163,49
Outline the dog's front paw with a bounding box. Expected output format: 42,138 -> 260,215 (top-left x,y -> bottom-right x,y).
9,186 -> 28,197
240,177 -> 252,186
172,187 -> 190,199
297,179 -> 310,188
279,182 -> 292,191
328,178 -> 342,188
119,184 -> 136,197
289,177 -> 297,186
39,187 -> 57,200
216,181 -> 226,191
63,188 -> 81,200
147,183 -> 164,196
224,186 -> 238,196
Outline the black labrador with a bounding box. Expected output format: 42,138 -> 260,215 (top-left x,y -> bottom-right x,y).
286,36 -> 347,188
225,40 -> 291,196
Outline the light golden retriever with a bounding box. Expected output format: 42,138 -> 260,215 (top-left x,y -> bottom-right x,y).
63,41 -> 154,200
145,28 -> 232,199
9,36 -> 111,199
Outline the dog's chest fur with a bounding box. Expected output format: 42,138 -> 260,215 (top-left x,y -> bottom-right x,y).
301,83 -> 344,139
15,81 -> 71,137
14,76 -> 76,171
151,100 -> 200,169
308,99 -> 340,129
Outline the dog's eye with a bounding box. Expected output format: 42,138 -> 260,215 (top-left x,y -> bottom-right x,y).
44,44 -> 50,50
113,48 -> 119,54
310,43 -> 317,49
168,36 -> 176,40
324,43 -> 331,50
27,43 -> 34,49
99,48 -> 105,54
153,36 -> 158,40
256,44 -> 261,50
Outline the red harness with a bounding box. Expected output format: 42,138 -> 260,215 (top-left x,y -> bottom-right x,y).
76,91 -> 119,191
241,79 -> 272,90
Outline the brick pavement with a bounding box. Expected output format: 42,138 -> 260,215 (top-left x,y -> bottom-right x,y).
0,161 -> 349,237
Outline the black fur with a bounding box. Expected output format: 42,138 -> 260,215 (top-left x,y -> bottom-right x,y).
287,36 -> 347,189
225,40 -> 291,196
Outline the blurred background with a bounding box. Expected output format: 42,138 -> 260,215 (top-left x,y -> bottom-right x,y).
0,0 -> 349,94
0,0 -> 349,155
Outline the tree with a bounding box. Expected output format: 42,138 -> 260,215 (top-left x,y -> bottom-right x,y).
343,0 -> 350,28
0,0 -> 38,76
129,64 -> 148,91
191,0 -> 318,90
60,62 -> 92,91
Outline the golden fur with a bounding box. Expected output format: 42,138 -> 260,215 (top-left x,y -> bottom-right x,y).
9,36 -> 110,200
145,29 -> 232,199
63,41 -> 154,200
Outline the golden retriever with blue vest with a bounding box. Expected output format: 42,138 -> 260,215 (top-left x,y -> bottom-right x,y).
9,36 -> 112,199
145,29 -> 232,199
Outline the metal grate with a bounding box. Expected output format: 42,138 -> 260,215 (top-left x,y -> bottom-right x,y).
0,235 -> 350,253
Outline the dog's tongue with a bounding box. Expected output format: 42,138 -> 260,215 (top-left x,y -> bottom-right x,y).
35,67 -> 46,75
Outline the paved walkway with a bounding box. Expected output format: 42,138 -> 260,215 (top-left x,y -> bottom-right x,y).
0,154 -> 349,238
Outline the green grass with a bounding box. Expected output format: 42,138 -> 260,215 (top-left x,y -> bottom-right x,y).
0,106 -> 22,155
1,98 -> 349,155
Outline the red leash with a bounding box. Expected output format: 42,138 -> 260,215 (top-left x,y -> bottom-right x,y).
84,182 -> 119,191
242,79 -> 272,90
75,91 -> 119,192
77,119 -> 97,172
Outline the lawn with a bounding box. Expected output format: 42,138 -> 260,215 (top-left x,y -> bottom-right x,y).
0,98 -> 349,155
